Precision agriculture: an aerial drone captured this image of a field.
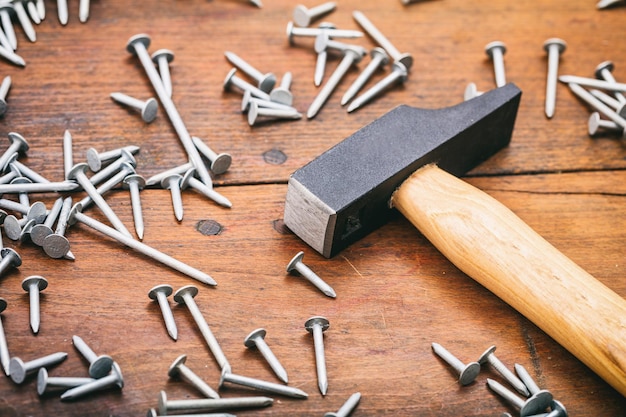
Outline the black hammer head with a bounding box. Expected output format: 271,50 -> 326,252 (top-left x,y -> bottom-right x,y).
284,83 -> 522,258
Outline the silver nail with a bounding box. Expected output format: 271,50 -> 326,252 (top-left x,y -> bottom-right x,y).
224,68 -> 271,101
79,162 -> 136,210
9,351 -> 68,384
286,21 -> 363,45
127,34 -> 214,188
595,60 -> 626,104
158,390 -> 273,415
123,173 -> 146,240
313,26 -> 335,87
191,136 -> 232,175
219,369 -> 307,399
57,0 -> 68,25
12,1 -> 36,42
11,176 -> 31,207
37,367 -> 95,396
148,284 -> 177,341
67,204 -> 217,286
22,275 -> 47,334
543,38 -> 566,119
0,180 -> 79,194
169,354 -> 220,399
161,173 -> 184,221
589,89 -> 626,117
324,392 -> 361,417
0,247 -> 21,277
431,342 -> 480,385
42,196 -> 73,259
566,82 -> 626,130
307,44 -> 366,119
61,362 -> 124,401
478,345 -> 529,396
486,41 -> 507,88
305,316 -> 330,395
173,286 -> 230,371
248,101 -> 302,125
152,49 -> 175,97
67,163 -> 133,238
347,61 -> 407,112
342,47 -> 389,105
269,71 -> 294,105
0,132 -> 29,176
0,4 -> 17,49
241,90 -> 295,113
181,169 -> 232,208
78,0 -> 90,23
36,0 -> 45,20
287,251 -> 336,298
30,197 -> 64,246
486,378 -> 553,417
0,75 -> 11,116
86,144 -> 140,173
7,157 -> 51,184
110,92 -> 158,123
352,10 -> 413,69
145,161 -> 194,187
63,130 -> 73,179
244,328 -> 289,383
293,2 -> 336,27
0,298 -> 10,376
588,112 -> 623,136
224,51 -> 276,93
558,74 -> 626,93
72,335 -> 114,378
27,1 -> 41,24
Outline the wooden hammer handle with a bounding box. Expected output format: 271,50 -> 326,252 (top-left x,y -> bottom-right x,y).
391,164 -> 626,395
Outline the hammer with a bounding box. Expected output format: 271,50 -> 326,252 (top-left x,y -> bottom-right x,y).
283,84 -> 626,396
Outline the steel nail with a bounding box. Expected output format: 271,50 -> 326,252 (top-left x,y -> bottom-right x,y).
173,286 -> 230,370
305,315 -> 330,395
67,204 -> 217,286
241,90 -> 295,112
79,0 -> 90,23
57,0 -> 68,25
0,75 -> 11,116
543,38 -> 566,119
158,390 -> 273,415
342,47 -> 389,105
431,342 -> 480,385
486,378 -> 553,417
161,173 -> 184,221
26,1 -> 41,24
0,5 -> 17,49
0,298 -> 10,376
0,180 -> 80,194
111,92 -> 158,123
89,150 -> 137,188
191,136 -> 232,175
324,392 -> 362,417
37,367 -> 95,396
219,369 -> 307,399
595,60 -> 626,104
60,362 -> 124,401
313,28 -> 333,87
244,328 -> 289,383
63,130 -> 73,179
72,335 -> 114,378
21,275 -> 47,334
169,354 -> 220,399
269,71 -> 294,105
589,88 -> 626,117
148,284 -> 177,341
145,161 -> 194,187
30,197 -> 64,246
123,173 -> 146,240
36,0 -> 45,20
566,82 -> 626,131
12,1 -> 36,42
152,49 -> 175,98
224,68 -> 272,101
11,176 -> 31,207
347,61 -> 408,112
6,158 -> 50,184
588,112 -> 623,136
248,101 -> 302,125
287,251 -> 335,297
0,133 -> 29,176
0,247 -> 21,277
224,51 -> 276,93
42,196 -> 73,259
293,2 -> 336,27
286,21 -> 363,45
79,162 -> 136,210
9,352 -> 68,384
86,145 -> 140,173
558,74 -> 626,93
486,41 -> 507,88
181,169 -> 232,208
478,346 -> 530,396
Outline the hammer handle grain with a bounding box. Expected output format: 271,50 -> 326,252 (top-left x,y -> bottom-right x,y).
391,164 -> 626,396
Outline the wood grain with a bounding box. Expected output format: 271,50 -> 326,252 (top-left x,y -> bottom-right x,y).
0,1 -> 623,416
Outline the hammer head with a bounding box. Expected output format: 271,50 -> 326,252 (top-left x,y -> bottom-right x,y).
284,84 -> 522,258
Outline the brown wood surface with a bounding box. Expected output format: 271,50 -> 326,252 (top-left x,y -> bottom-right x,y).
0,0 -> 624,416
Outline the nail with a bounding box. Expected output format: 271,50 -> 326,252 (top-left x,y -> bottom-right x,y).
79,0 -> 90,23
123,173 -> 146,240
19,218 -> 37,242
78,162 -> 136,210
9,351 -> 68,384
42,196 -> 73,259
161,174 -> 184,221
287,251 -> 335,298
588,112 -> 623,136
181,169 -> 232,208
158,390 -> 273,415
37,368 -> 95,396
148,284 -> 178,341
21,275 -> 47,334
27,1 -> 41,24
305,315 -> 330,395
67,204 -> 217,286
191,136 -> 232,175
30,197 -> 64,246
589,88 -> 626,117
169,354 -> 220,398
111,92 -> 158,123
219,369 -> 307,399
241,90 -> 295,113
347,61 -> 407,112
313,27 -> 334,87
11,176 -> 31,207
72,335 -> 114,378
12,1 -> 36,42
68,163 -> 133,238
86,145 -> 140,173
0,298 -> 10,376
63,130 -> 73,179
152,49 -> 175,97
146,410 -> 236,417
87,148 -> 137,185
431,342 -> 480,385
464,82 -> 484,101
127,34 -> 214,188
597,0 -> 625,8
248,101 -> 302,125
543,38 -> 566,119
293,2 -> 336,27
0,5 -> 17,49
3,215 -> 28,240
286,21 -> 363,45
61,362 -> 124,401
173,286 -> 230,371
486,378 -> 553,417
566,82 -> 626,129
478,345 -> 529,396
307,45 -> 366,119
0,133 -> 29,176
57,0 -> 68,25
224,51 -> 276,93
558,74 -> 626,93
0,75 -> 11,116
324,392 -> 361,417
342,47 -> 389,105
244,328 -> 289,383
0,180 -> 79,194
145,161 -> 194,187
485,41 -> 507,88
0,247 -> 22,277
269,71 -> 294,105
36,0 -> 45,20
352,10 -> 413,69
223,68 -> 271,101
595,60 -> 626,104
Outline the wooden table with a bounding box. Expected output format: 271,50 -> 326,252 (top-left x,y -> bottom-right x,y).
0,0 -> 624,415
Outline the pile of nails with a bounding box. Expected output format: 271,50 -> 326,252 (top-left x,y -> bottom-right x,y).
146,283 -> 361,416
432,343 -> 568,417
